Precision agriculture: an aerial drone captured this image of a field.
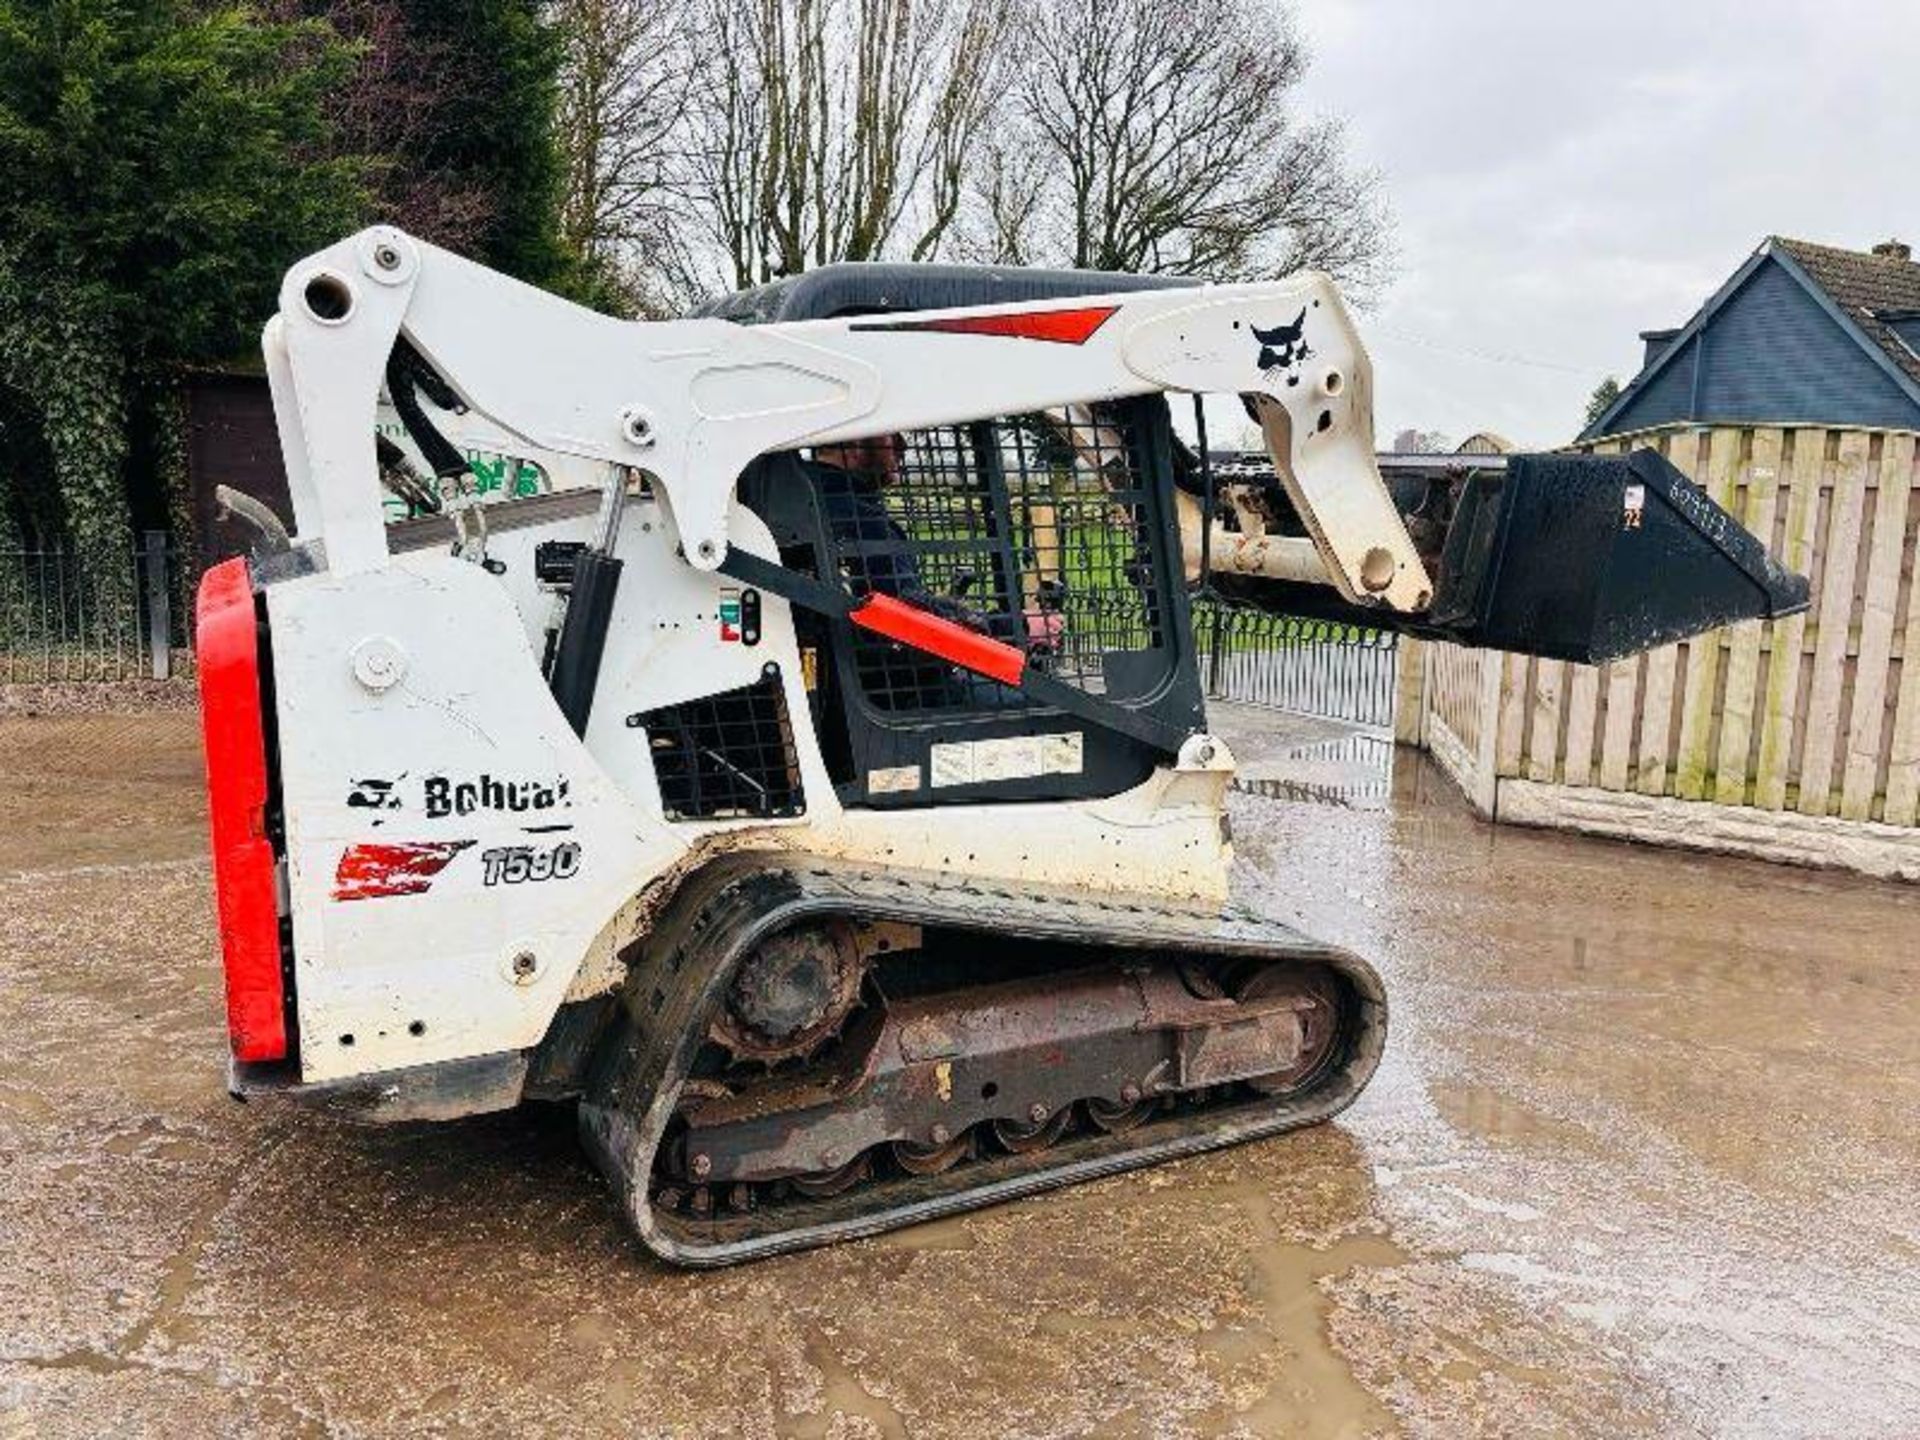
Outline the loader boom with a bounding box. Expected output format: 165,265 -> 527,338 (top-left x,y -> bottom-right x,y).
268,230 -> 1428,604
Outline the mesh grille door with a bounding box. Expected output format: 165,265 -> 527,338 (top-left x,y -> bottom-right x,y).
810,402 -> 1180,718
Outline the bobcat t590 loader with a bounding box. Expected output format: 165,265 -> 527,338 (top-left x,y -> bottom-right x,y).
197,227 -> 1806,1264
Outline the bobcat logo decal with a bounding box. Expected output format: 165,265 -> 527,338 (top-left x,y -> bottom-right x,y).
347,775 -> 404,825
1251,308 -> 1313,381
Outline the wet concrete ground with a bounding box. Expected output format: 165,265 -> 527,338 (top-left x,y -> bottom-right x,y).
1,707 -> 1916,1437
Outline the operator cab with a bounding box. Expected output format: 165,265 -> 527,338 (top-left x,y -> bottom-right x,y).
703,265 -> 1212,812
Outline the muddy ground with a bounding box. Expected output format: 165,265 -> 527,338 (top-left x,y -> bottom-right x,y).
1,707 -> 1915,1437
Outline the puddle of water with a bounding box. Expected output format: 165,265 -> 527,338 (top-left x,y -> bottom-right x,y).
1214,1217 -> 1407,1440
1429,1082 -> 1603,1154
0,712 -> 206,871
566,1312 -> 619,1349
1227,762 -> 1920,1436
778,1330 -> 910,1440
873,1213 -> 976,1254
9,712 -> 1919,1437
0,1083 -> 58,1123
1235,733 -> 1397,811
1221,712 -> 1398,812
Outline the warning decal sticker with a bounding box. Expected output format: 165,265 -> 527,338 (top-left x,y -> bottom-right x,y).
928,732 -> 1085,788
868,765 -> 922,795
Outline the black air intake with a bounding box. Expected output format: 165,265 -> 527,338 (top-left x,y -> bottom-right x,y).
631,666 -> 805,821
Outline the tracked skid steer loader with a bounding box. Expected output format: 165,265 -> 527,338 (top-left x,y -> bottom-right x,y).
196,229 -> 1807,1264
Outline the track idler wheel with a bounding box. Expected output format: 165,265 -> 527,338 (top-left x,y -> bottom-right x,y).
1235,965 -> 1343,1096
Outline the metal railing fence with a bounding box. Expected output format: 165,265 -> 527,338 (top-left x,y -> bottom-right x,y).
1192,596 -> 1399,730
0,540 -> 1397,718
0,532 -> 188,682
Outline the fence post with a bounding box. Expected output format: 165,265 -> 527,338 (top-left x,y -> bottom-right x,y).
1394,637 -> 1426,746
1205,601 -> 1226,698
141,531 -> 171,680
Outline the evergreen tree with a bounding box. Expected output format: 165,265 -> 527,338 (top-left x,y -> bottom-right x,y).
1585,375 -> 1623,430
388,0 -> 574,287
0,0 -> 367,559
298,0 -> 586,292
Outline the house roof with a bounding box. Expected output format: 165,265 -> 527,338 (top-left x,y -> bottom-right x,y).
1582,235 -> 1920,439
1771,237 -> 1920,389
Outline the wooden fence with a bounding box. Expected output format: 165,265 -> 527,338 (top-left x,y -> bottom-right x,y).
1405,423 -> 1920,881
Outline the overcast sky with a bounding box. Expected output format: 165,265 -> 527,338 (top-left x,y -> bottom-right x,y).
1289,0 -> 1920,449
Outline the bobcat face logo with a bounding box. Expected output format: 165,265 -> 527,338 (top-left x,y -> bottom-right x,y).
347,775 -> 404,825
1252,308 -> 1313,378
348,776 -> 401,809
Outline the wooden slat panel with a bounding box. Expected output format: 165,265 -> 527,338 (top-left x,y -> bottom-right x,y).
1528,660 -> 1565,782
1839,434 -> 1914,819
1395,638 -> 1427,746
1598,658 -> 1640,791
1562,663 -> 1601,788
1476,642 -> 1504,813
1754,428 -> 1824,810
1635,431 -> 1697,795
1428,646 -> 1455,743
1455,422 -> 1920,836
1593,431 -> 1661,793
1885,467 -> 1920,823
1672,428 -> 1744,799
1714,428 -> 1783,804
1798,430 -> 1873,817
1494,653 -> 1528,778
1433,643 -> 1484,753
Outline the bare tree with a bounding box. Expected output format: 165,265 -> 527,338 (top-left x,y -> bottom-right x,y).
1391,428 -> 1452,455
968,0 -> 1392,292
554,0 -> 1387,307
972,141 -> 1049,269
680,0 -> 1012,293
552,0 -> 697,312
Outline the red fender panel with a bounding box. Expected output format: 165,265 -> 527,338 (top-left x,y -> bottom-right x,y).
196,558 -> 287,1062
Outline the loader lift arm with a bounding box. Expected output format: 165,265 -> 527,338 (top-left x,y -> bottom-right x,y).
268,228 -> 1805,700
267,229 -> 1424,597
266,227 -> 1441,758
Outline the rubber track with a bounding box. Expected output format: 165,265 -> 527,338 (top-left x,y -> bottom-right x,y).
578,852 -> 1387,1267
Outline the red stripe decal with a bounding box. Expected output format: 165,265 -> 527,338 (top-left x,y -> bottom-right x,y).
333,840 -> 475,902
196,558 -> 286,1062
853,305 -> 1118,345
850,593 -> 1028,687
